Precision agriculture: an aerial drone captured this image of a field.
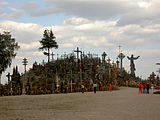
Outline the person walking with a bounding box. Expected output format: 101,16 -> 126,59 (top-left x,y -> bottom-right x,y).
142,83 -> 147,93
109,83 -> 113,92
138,83 -> 142,94
146,83 -> 150,94
81,84 -> 85,94
93,83 -> 97,93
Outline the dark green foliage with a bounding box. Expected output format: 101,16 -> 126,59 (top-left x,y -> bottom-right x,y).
0,31 -> 20,74
39,29 -> 58,62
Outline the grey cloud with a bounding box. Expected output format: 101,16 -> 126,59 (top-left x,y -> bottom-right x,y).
20,1 -> 59,17
21,2 -> 39,10
0,8 -> 21,18
43,0 -> 160,26
3,0 -> 159,26
44,0 -> 133,19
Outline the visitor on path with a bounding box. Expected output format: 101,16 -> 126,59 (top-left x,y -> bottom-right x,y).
146,83 -> 150,94
138,83 -> 142,94
93,83 -> 97,93
109,83 -> 113,92
142,83 -> 146,93
81,84 -> 85,94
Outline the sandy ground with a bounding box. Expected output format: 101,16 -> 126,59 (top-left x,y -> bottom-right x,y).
0,87 -> 160,120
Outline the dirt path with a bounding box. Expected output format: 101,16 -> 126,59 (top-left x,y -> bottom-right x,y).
0,87 -> 160,120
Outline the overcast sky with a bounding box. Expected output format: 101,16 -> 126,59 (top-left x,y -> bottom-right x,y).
0,0 -> 160,84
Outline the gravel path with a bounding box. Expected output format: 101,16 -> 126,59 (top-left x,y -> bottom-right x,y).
0,87 -> 160,120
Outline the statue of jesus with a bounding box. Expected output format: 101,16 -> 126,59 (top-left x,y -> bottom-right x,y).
127,54 -> 140,76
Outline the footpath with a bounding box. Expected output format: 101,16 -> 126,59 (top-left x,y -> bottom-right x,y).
0,87 -> 160,120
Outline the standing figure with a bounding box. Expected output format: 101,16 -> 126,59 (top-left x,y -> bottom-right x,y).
138,83 -> 142,94
81,84 -> 85,94
127,54 -> 140,76
93,83 -> 97,93
142,83 -> 146,93
109,83 -> 113,92
146,83 -> 150,94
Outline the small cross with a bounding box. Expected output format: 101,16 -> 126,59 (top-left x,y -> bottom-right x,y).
6,72 -> 11,83
51,52 -> 55,61
118,45 -> 122,53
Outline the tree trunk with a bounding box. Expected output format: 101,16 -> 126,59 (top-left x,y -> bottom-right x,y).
0,73 -> 2,84
48,48 -> 50,62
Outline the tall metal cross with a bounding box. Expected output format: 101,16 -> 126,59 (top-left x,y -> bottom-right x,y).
74,47 -> 82,83
102,52 -> 107,62
118,52 -> 125,70
22,58 -> 28,74
74,47 -> 82,60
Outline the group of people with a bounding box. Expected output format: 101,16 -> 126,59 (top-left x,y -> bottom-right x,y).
138,83 -> 155,94
81,83 -> 113,94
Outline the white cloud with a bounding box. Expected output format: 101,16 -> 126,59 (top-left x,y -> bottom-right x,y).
19,42 -> 40,50
60,43 -> 74,48
1,18 -> 159,52
0,20 -> 44,43
32,51 -> 44,56
131,49 -> 160,60
137,1 -> 152,8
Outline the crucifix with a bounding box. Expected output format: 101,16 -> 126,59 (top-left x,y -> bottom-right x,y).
127,54 -> 140,76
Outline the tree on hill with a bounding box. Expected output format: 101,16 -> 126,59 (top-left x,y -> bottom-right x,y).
0,31 -> 20,84
39,29 -> 58,62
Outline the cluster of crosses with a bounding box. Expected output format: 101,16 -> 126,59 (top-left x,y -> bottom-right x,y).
0,47 -> 141,96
